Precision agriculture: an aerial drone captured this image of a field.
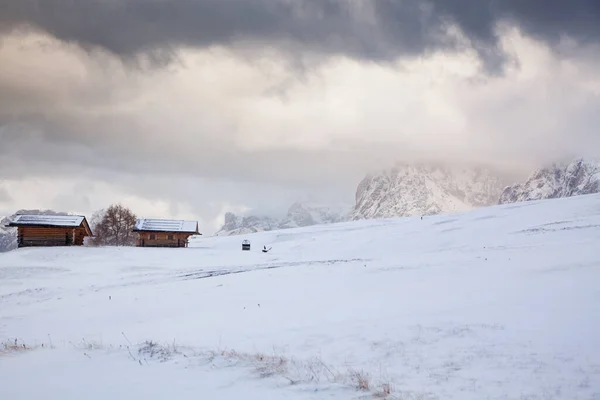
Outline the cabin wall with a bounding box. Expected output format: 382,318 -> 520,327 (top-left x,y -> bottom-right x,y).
73,227 -> 88,245
136,232 -> 193,248
17,226 -> 79,247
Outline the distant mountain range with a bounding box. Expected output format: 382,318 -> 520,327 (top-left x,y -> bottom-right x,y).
499,158 -> 600,204
215,202 -> 349,236
3,160 -> 598,247
215,163 -> 509,236
215,158 -> 600,237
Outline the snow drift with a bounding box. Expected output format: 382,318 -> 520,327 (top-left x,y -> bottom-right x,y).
1,194 -> 600,400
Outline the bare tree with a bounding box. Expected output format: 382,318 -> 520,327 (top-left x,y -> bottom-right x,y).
89,204 -> 137,246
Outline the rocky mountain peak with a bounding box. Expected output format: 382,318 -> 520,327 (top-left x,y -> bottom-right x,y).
351,163 -> 508,220
499,158 -> 600,204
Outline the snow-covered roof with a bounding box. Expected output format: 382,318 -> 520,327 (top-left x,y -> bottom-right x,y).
133,219 -> 199,234
9,215 -> 86,228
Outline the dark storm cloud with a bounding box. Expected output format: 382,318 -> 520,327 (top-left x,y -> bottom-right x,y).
0,115 -> 371,190
1,0 -> 599,69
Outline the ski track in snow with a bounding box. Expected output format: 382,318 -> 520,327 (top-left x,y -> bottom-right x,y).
1,194 -> 600,399
179,258 -> 369,281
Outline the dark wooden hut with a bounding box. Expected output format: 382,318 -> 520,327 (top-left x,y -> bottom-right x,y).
133,218 -> 201,248
8,215 -> 93,248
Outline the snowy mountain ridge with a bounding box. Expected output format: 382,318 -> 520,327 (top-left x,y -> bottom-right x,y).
499,158 -> 600,204
215,202 -> 350,236
351,163 -> 508,220
217,163 -> 512,233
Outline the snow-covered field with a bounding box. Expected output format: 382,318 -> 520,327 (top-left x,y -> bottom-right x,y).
1,195 -> 600,399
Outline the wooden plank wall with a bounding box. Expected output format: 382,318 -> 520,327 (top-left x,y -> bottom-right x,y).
136,232 -> 193,248
17,226 -> 88,247
73,228 -> 87,245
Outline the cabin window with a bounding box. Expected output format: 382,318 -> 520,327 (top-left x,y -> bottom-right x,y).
167,234 -> 174,240
149,234 -> 156,240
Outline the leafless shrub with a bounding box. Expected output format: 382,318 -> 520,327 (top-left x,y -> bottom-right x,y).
80,338 -> 104,350
219,349 -> 240,358
1,338 -> 31,355
374,382 -> 393,398
348,368 -> 371,391
0,338 -> 54,355
253,354 -> 288,378
138,340 -> 179,362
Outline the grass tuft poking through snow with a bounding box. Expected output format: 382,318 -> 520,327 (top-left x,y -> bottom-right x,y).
349,368 -> 372,391
139,340 -> 180,362
135,340 -> 399,398
1,338 -> 32,356
213,347 -> 398,398
374,382 -> 394,398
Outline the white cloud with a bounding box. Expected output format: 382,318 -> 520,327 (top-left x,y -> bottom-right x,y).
1,25 -> 599,233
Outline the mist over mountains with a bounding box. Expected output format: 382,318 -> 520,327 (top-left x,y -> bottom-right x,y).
215,202 -> 349,236
499,158 -> 600,204
215,158 -> 600,236
2,159 -> 598,247
350,163 -> 509,221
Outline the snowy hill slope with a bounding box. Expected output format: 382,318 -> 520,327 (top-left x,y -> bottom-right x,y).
216,202 -> 349,236
499,158 -> 600,204
2,194 -> 600,400
351,164 -> 507,220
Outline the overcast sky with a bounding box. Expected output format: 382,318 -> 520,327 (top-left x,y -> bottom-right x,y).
1,0 -> 599,233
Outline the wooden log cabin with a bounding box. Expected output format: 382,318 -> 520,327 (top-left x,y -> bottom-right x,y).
133,218 -> 201,248
8,214 -> 93,248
